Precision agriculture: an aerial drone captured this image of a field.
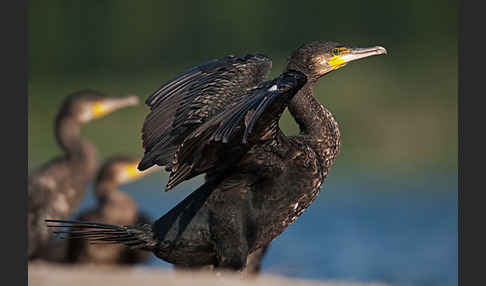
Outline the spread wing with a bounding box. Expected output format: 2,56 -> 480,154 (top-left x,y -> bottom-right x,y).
138,54 -> 272,171
165,71 -> 308,191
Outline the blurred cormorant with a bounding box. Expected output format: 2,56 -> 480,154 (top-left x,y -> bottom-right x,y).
66,156 -> 157,264
28,90 -> 139,260
47,42 -> 386,271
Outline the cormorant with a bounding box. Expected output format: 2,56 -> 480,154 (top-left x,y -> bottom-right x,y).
28,90 -> 139,260
47,42 -> 387,271
66,156 -> 157,265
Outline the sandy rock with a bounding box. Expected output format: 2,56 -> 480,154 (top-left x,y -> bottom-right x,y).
28,261 -> 389,286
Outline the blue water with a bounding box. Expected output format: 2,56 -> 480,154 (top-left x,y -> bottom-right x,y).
75,170 -> 457,286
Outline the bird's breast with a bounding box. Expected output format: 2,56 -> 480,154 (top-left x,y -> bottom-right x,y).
250,142 -> 325,251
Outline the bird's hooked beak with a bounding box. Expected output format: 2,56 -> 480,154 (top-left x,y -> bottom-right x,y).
328,46 -> 387,69
91,95 -> 140,119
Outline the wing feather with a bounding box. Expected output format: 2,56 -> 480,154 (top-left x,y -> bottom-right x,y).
139,54 -> 272,171
165,71 -> 308,191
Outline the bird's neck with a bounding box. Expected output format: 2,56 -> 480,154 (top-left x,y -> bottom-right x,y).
287,81 -> 341,165
94,181 -> 118,201
94,181 -> 139,224
55,116 -> 99,176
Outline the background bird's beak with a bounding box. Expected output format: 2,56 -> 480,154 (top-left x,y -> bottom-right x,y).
92,95 -> 140,118
124,163 -> 143,181
124,161 -> 160,182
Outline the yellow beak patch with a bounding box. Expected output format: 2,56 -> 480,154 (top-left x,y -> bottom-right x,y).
92,102 -> 111,118
125,164 -> 142,180
327,55 -> 348,69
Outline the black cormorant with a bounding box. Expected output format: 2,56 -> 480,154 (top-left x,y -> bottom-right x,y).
66,156 -> 157,264
47,42 -> 387,271
28,90 -> 139,260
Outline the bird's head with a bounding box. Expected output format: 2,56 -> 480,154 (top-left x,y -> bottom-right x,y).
58,90 -> 139,123
287,41 -> 387,81
96,156 -> 159,187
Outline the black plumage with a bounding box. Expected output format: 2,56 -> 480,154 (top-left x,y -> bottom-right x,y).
47,42 -> 387,271
138,54 -> 272,183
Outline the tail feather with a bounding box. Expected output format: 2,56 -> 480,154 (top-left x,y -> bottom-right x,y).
45,219 -> 158,250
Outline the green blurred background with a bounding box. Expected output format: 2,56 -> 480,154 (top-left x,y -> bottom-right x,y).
28,0 -> 457,176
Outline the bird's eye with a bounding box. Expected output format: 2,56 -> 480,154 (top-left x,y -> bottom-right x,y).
332,48 -> 339,55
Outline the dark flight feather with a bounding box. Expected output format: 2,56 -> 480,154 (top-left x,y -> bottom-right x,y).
165,71 -> 308,191
46,219 -> 157,250
139,54 -> 272,171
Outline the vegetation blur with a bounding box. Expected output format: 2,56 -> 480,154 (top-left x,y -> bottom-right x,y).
28,0 -> 457,182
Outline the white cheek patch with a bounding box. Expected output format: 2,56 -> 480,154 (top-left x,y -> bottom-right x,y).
118,171 -> 130,182
79,109 -> 93,123
320,58 -> 327,65
268,84 -> 278,92
338,54 -> 355,62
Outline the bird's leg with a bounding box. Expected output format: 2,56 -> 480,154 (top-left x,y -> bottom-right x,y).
242,244 -> 269,275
